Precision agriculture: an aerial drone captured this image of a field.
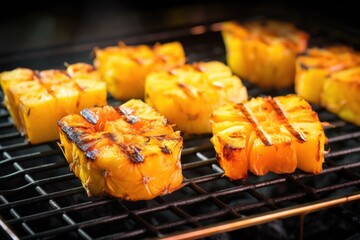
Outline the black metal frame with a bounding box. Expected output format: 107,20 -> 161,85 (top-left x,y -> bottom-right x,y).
1,14 -> 360,240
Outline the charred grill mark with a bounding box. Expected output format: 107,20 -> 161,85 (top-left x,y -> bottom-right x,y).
74,81 -> 86,92
317,136 -> 321,161
131,57 -> 145,65
187,113 -> 199,120
59,125 -> 86,144
102,131 -> 144,163
269,97 -> 307,143
160,145 -> 172,154
81,108 -> 98,124
177,82 -> 197,98
118,106 -> 139,124
156,54 -> 167,63
27,108 -> 31,117
193,62 -> 206,72
85,149 -> 98,160
104,132 -> 117,142
223,144 -> 237,160
59,122 -> 100,159
296,50 -> 310,57
127,145 -> 144,163
237,103 -> 273,146
299,62 -> 310,70
168,69 -> 177,75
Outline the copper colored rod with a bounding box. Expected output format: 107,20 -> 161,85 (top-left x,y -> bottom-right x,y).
160,192 -> 360,240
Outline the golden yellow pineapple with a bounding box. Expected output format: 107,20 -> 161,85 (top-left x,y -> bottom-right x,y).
221,20 -> 309,89
295,46 -> 360,104
320,67 -> 360,126
0,63 -> 107,144
58,99 -> 183,201
94,41 -> 185,100
210,94 -> 327,180
145,61 -> 248,134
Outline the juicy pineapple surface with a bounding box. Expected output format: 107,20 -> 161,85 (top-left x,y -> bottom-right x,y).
210,94 -> 327,180
94,41 -> 185,100
321,67 -> 360,126
0,63 -> 107,144
222,20 -> 309,89
58,99 -> 184,201
295,46 -> 360,126
145,61 -> 248,134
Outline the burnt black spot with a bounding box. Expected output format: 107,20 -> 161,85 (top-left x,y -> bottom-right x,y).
27,108 -> 31,117
160,145 -> 172,154
81,108 -> 98,124
145,137 -> 151,143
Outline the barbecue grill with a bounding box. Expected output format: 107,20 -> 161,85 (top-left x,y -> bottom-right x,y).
1,2 -> 360,239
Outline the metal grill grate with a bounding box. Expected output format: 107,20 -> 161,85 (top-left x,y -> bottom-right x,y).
1,14 -> 360,240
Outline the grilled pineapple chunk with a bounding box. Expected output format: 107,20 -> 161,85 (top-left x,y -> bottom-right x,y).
145,61 -> 248,134
321,67 -> 360,126
0,63 -> 107,144
58,99 -> 183,201
210,95 -> 327,180
295,46 -> 360,104
94,41 -> 185,100
222,20 -> 308,88
295,46 -> 360,126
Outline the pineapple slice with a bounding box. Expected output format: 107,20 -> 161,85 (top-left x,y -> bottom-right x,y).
0,63 -> 107,144
0,68 -> 35,129
295,46 -> 360,104
145,61 -> 248,134
221,20 -> 308,88
210,94 -> 327,180
58,99 -> 183,201
94,41 -> 185,100
295,46 -> 360,125
321,67 -> 360,126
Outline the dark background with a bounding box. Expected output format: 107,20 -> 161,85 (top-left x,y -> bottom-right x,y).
0,0 -> 359,70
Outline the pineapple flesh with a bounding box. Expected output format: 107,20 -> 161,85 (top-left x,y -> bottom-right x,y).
145,61 -> 248,134
0,63 -> 107,144
221,20 -> 309,89
321,67 -> 360,126
210,94 -> 327,180
94,41 -> 186,100
295,46 -> 360,126
57,99 -> 184,201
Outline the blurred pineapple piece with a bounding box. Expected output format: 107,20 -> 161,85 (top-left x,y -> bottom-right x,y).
94,41 -> 185,100
295,46 -> 360,126
222,20 -> 308,88
145,61 -> 248,134
0,63 -> 107,144
321,67 -> 360,126
210,95 -> 327,180
295,46 -> 360,104
58,99 -> 183,201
